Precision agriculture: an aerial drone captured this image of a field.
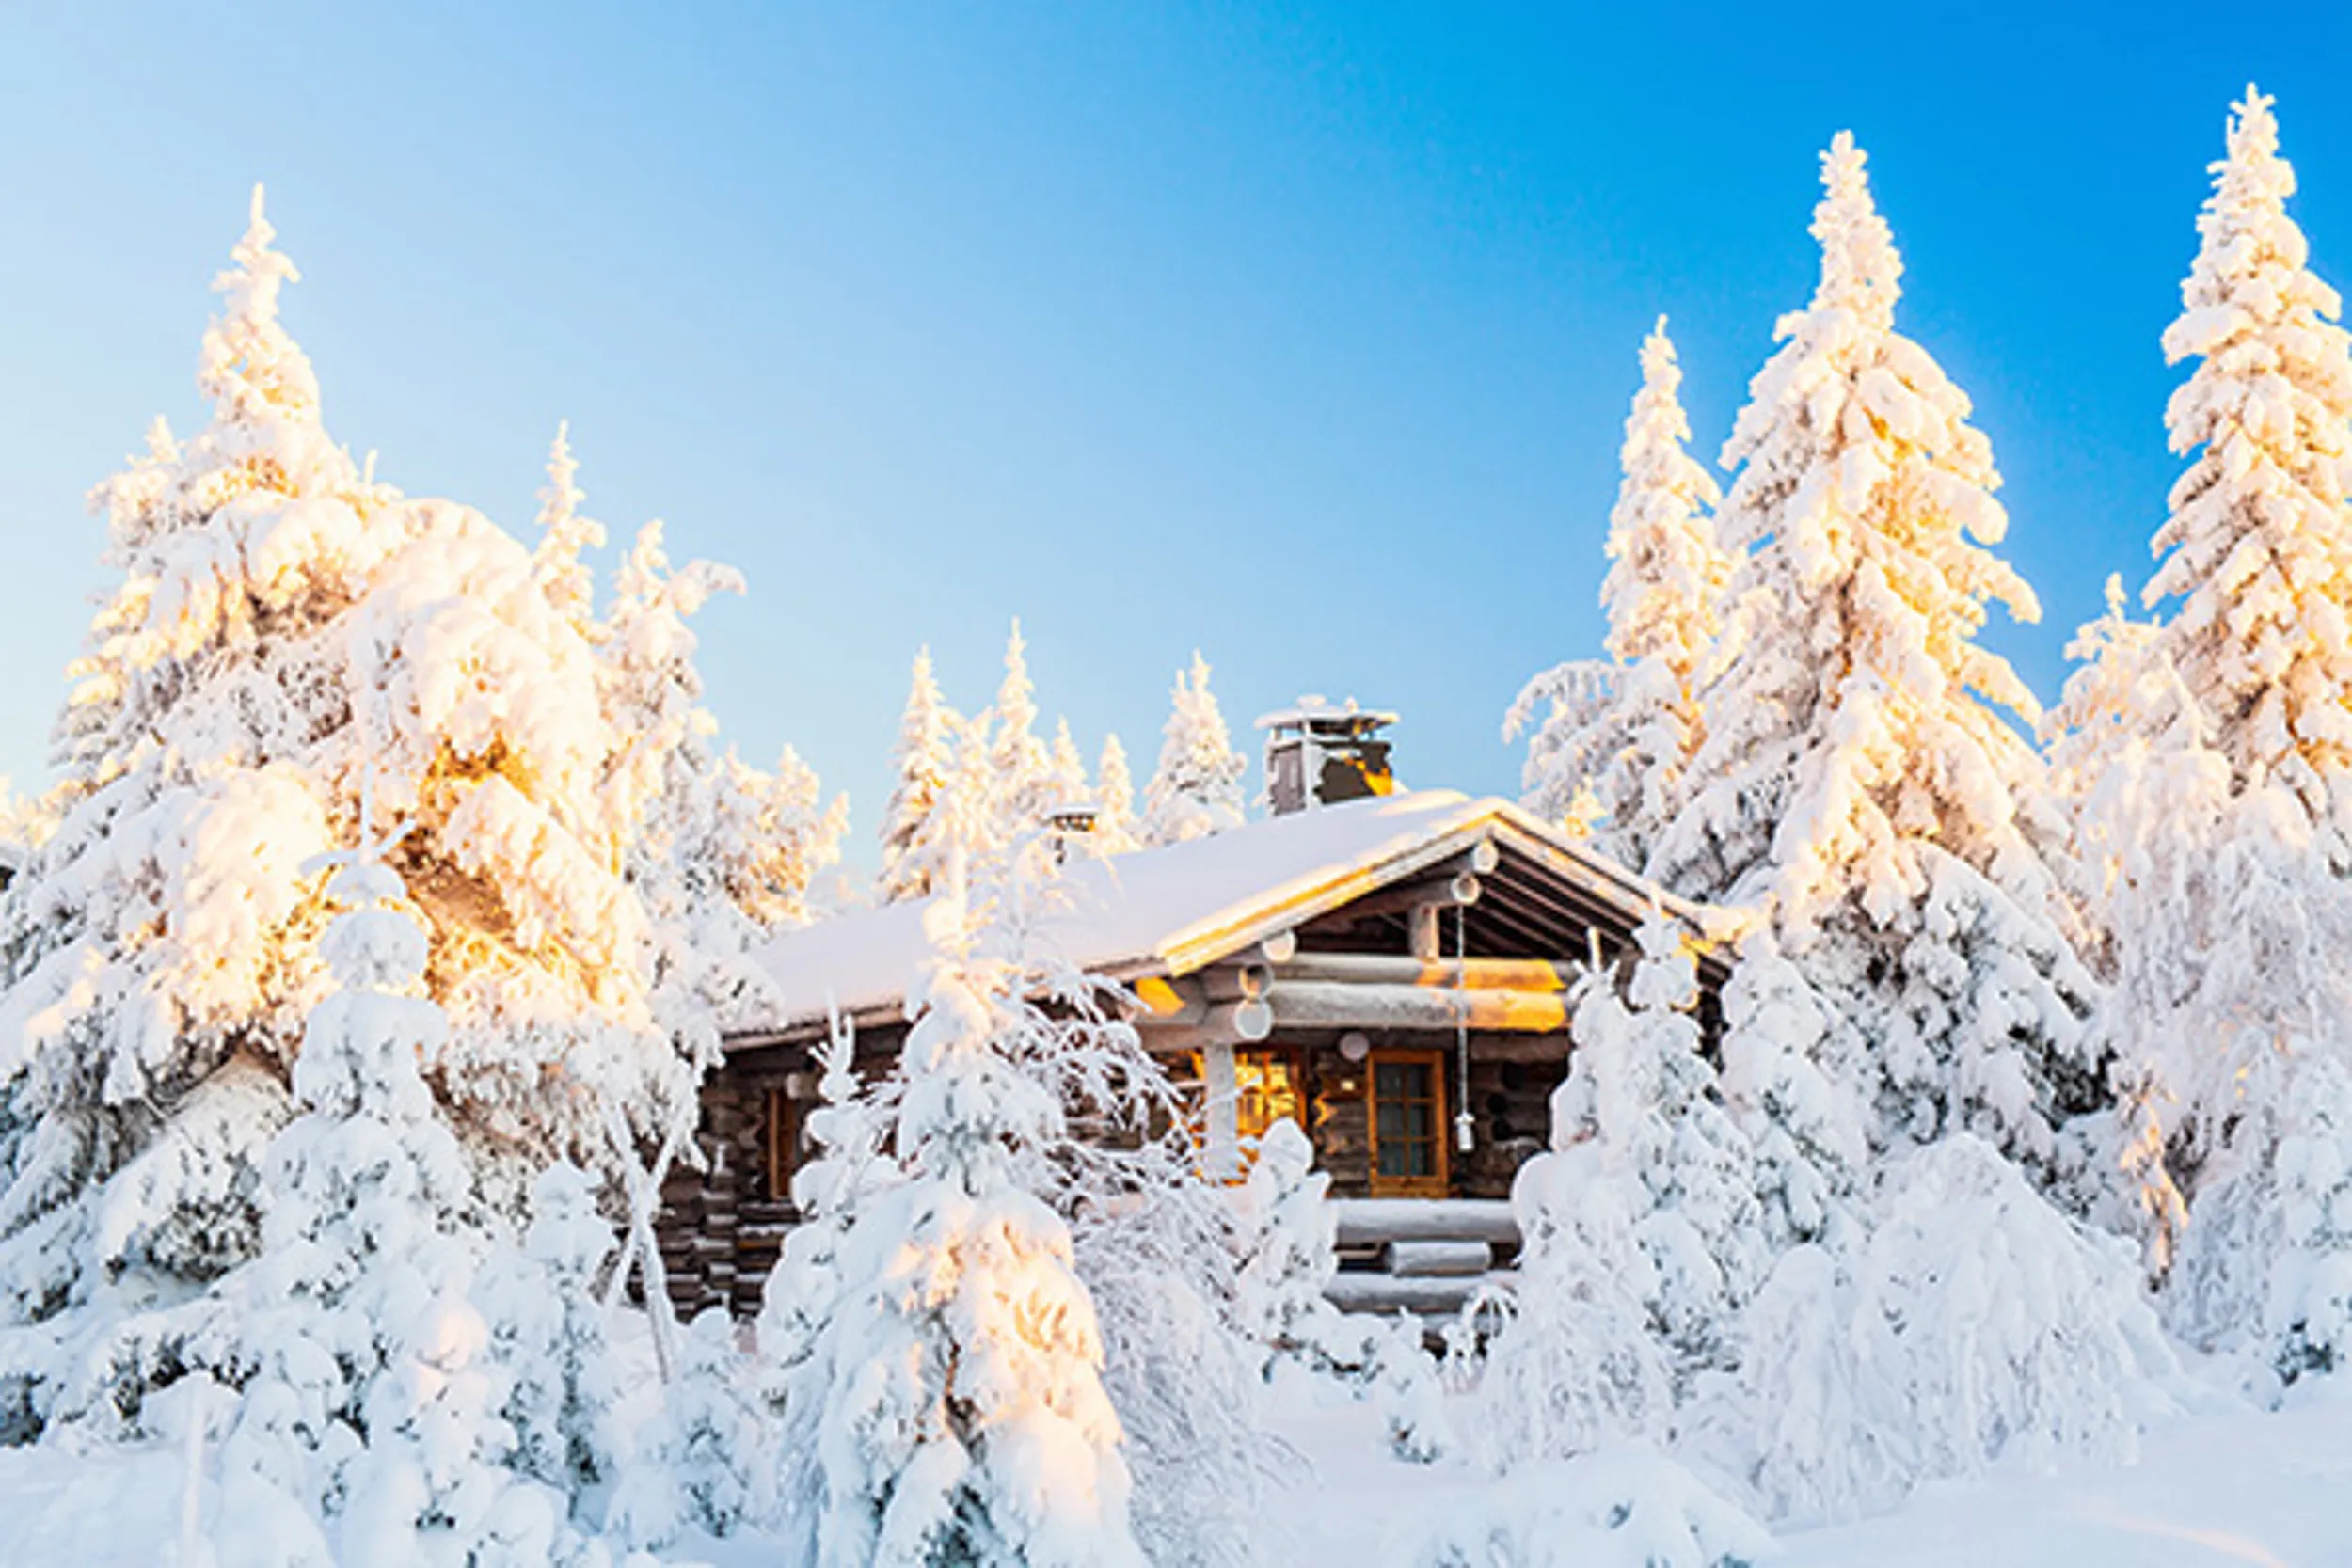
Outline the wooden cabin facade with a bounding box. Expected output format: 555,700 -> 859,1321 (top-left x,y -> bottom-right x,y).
654,789 -> 1725,1319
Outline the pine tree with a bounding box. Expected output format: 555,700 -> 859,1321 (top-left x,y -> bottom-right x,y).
1507,321 -> 1729,870
530,422 -> 602,634
1091,735 -> 1139,857
1648,133 -> 2100,1185
1714,930 -> 1869,1255
984,620 -> 1057,846
2048,90 -> 2352,1375
793,859 -> 1146,1567
0,190 -> 834,1432
1048,720 -> 1089,815
877,648 -> 965,903
209,810 -> 554,1564
1141,653 -> 1246,847
2147,86 -> 2352,865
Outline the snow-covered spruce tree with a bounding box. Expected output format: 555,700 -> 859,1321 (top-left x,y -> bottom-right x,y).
1228,1117 -> 1344,1378
878,648 -> 968,904
1140,653 -> 1246,847
599,514 -> 847,1045
1089,734 -> 1140,857
1505,320 -> 1729,868
2145,87 -> 2352,866
1647,133 -> 2101,1189
982,621 -> 1058,848
757,1017 -> 891,1384
1714,928 -> 1870,1256
1478,911 -> 1753,1465
0,189 -> 834,1433
1543,911 -> 1768,1385
790,855 -> 1146,1568
476,1161 -> 621,1507
1047,721 -> 1089,816
531,423 -> 601,636
2046,90 -> 2352,1377
1694,1137 -> 2174,1526
208,815 -> 563,1565
611,1306 -> 771,1549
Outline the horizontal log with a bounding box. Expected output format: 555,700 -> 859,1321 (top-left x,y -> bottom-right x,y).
1333,1197 -> 1520,1247
1325,1273 -> 1490,1317
1276,953 -> 1582,990
1382,1239 -> 1495,1276
1264,980 -> 1569,1034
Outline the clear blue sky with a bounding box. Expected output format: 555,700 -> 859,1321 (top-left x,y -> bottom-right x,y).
3,3 -> 2348,867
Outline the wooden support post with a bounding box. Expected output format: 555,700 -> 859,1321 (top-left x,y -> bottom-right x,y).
1409,901 -> 1442,961
1202,1038 -> 1242,1181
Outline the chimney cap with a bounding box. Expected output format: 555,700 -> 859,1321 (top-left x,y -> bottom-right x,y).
1255,694 -> 1400,733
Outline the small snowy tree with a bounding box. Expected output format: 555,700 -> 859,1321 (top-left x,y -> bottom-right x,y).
983,621 -> 1058,847
2145,86 -> 2352,867
1228,1117 -> 1343,1377
530,423 -> 602,635
1695,1137 -> 2174,1525
1544,911 -> 1768,1383
206,811 -> 555,1565
789,860 -> 1145,1567
1714,930 -> 1868,1255
1646,132 -> 2101,1190
1090,735 -> 1139,857
1506,320 -> 1728,868
478,1161 -> 620,1504
611,1307 -> 771,1548
1140,653 -> 1246,847
877,648 -> 966,904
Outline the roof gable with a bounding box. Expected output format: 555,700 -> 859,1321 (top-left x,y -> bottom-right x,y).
739,791 -> 1714,1042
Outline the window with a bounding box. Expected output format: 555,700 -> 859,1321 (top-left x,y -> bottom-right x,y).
1185,1047 -> 1304,1175
1367,1049 -> 1447,1197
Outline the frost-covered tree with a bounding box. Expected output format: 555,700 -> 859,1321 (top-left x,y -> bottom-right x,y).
756,1020 -> 888,1383
612,1307 -> 772,1548
1090,735 -> 1139,858
983,621 -> 1057,847
478,1161 -> 620,1503
1694,1137 -> 2174,1525
1141,653 -> 1246,847
2146,87 -> 2352,866
0,188 -> 834,1432
1506,321 -> 1729,868
1647,133 -> 2100,1187
1545,911 -> 1768,1382
1047,720 -> 1089,815
1715,930 -> 1869,1255
2045,90 -> 2352,1379
789,861 -> 1145,1567
1479,912 -> 1757,1465
1229,1117 -> 1343,1378
600,515 -> 846,1042
205,813 -> 563,1565
530,423 -> 601,635
877,648 -> 967,904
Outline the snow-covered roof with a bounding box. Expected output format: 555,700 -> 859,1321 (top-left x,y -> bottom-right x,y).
739,790 -> 1704,1043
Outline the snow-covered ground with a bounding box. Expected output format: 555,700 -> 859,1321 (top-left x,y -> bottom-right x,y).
4,1354 -> 2347,1565
1261,1376 -> 2352,1568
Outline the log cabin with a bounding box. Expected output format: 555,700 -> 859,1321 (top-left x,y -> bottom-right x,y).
656,707 -> 1728,1320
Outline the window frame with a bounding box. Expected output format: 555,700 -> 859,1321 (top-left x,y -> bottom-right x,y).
1365,1046 -> 1449,1198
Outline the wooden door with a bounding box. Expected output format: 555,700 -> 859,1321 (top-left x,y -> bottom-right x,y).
1365,1048 -> 1449,1197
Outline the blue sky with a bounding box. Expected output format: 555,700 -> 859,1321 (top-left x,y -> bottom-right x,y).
3,4 -> 2348,866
